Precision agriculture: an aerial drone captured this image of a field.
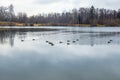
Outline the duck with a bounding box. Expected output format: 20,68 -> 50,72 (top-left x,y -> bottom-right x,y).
108,41 -> 111,44
32,39 -> 35,41
76,39 -> 79,41
73,41 -> 76,43
51,44 -> 54,46
67,43 -> 70,45
59,41 -> 63,44
21,40 -> 24,42
110,40 -> 113,42
46,41 -> 49,43
49,42 -> 54,46
67,40 -> 70,42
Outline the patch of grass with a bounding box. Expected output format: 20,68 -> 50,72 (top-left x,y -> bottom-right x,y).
0,21 -> 120,27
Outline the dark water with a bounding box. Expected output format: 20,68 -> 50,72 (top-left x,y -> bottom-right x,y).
0,26 -> 120,80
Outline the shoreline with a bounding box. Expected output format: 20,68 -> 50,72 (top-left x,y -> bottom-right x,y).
0,22 -> 120,27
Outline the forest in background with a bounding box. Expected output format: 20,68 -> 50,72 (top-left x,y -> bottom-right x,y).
0,4 -> 120,26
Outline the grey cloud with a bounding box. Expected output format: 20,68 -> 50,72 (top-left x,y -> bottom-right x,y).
34,0 -> 64,4
92,0 -> 120,9
1,0 -> 120,16
33,0 -> 120,9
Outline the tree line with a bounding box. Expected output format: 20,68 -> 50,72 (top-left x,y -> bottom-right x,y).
0,4 -> 120,26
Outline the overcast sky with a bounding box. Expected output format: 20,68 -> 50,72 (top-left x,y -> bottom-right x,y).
0,0 -> 120,16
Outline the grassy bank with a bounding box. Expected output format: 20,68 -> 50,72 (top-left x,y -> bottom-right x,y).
0,21 -> 119,27
0,22 -> 26,26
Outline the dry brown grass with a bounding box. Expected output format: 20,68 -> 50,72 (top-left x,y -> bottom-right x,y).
0,21 -> 120,27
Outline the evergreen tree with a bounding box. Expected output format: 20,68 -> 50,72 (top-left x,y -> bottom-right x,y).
89,6 -> 95,25
117,9 -> 120,19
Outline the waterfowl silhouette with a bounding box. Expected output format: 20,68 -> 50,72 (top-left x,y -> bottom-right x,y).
48,42 -> 52,44
32,39 -> 35,41
76,39 -> 79,41
59,41 -> 63,43
110,40 -> 113,42
49,42 -> 54,46
48,42 -> 54,45
73,41 -> 76,43
108,40 -> 113,44
67,40 -> 70,42
108,41 -> 111,44
21,40 -> 24,42
46,41 -> 49,43
51,44 -> 54,46
67,43 -> 70,45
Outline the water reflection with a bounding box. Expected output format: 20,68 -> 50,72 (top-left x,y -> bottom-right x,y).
0,43 -> 120,80
1,27 -> 120,80
0,30 -> 15,47
0,28 -> 59,47
0,27 -> 120,47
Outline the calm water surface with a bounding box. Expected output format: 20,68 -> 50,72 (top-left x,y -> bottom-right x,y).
0,26 -> 120,80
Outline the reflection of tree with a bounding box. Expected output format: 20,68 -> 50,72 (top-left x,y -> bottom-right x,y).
0,28 -> 57,47
0,30 -> 16,47
0,29 -> 27,47
90,27 -> 94,46
67,28 -> 120,46
18,32 -> 27,41
89,32 -> 120,46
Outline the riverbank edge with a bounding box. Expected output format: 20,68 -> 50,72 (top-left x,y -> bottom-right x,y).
0,21 -> 120,27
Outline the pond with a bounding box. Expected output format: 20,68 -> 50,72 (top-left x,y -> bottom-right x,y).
0,26 -> 120,80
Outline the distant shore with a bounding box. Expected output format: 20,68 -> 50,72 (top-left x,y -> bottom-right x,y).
0,21 -> 120,27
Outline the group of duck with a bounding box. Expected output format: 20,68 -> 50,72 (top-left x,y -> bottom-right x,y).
45,39 -> 80,46
108,40 -> 113,44
21,38 -> 80,46
21,38 -> 113,46
21,39 -> 36,42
